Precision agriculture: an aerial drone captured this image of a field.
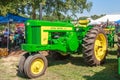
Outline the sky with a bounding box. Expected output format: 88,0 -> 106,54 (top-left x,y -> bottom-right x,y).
79,0 -> 120,17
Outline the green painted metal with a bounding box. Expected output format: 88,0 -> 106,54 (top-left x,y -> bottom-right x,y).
32,26 -> 41,44
104,25 -> 115,48
107,33 -> 115,47
118,57 -> 120,75
22,20 -> 92,55
25,20 -> 74,27
66,32 -> 79,52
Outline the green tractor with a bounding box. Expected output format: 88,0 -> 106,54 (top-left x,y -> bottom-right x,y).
18,20 -> 108,78
116,25 -> 120,75
105,23 -> 120,76
118,33 -> 120,75
103,25 -> 115,48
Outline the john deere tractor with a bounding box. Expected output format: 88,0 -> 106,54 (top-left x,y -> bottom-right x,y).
18,20 -> 108,78
116,28 -> 120,75
103,24 -> 115,48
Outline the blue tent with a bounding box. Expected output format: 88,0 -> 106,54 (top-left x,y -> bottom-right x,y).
0,13 -> 30,24
0,16 -> 6,20
7,13 -> 29,23
0,13 -> 30,51
115,20 -> 120,24
0,16 -> 9,24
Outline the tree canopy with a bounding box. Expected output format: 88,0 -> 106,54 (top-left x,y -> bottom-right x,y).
91,14 -> 106,20
0,0 -> 92,20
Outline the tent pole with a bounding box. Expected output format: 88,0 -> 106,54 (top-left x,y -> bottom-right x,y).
7,21 -> 10,53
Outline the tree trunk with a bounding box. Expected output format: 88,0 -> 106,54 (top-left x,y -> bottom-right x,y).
32,4 -> 36,19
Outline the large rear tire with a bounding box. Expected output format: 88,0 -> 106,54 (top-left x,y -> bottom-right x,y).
23,54 -> 48,78
83,26 -> 108,66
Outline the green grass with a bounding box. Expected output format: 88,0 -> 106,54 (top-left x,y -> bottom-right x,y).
0,48 -> 120,80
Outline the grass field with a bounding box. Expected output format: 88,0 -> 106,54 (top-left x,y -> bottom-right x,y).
0,47 -> 120,80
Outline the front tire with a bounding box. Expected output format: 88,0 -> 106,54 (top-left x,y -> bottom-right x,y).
18,53 -> 29,74
83,26 -> 108,66
23,54 -> 48,78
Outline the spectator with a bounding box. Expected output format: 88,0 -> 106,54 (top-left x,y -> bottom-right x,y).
3,28 -> 10,37
16,27 -> 23,34
115,23 -> 120,33
0,35 -> 2,47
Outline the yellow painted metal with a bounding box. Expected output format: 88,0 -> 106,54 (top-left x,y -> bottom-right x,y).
94,33 -> 107,61
0,48 -> 8,57
104,28 -> 115,34
104,28 -> 115,31
41,26 -> 73,45
31,59 -> 44,75
79,20 -> 89,24
41,27 -> 49,45
78,20 -> 89,27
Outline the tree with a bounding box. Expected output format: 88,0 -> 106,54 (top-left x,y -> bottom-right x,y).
79,16 -> 89,20
91,14 -> 106,20
0,0 -> 92,20
44,0 -> 92,20
0,0 -> 29,15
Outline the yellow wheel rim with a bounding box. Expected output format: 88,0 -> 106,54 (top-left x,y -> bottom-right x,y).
31,58 -> 44,75
94,33 -> 107,61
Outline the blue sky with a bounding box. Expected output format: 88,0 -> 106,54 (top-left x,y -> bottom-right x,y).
79,0 -> 120,17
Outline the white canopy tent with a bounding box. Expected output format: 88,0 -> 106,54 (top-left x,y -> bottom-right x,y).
95,14 -> 120,22
89,20 -> 101,25
89,14 -> 120,25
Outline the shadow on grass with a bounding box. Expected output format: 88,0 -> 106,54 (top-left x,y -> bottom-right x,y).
17,71 -> 27,79
83,58 -> 120,80
16,50 -> 119,79
16,54 -> 86,79
16,66 -> 29,79
107,46 -> 118,56
108,49 -> 117,56
47,54 -> 86,67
